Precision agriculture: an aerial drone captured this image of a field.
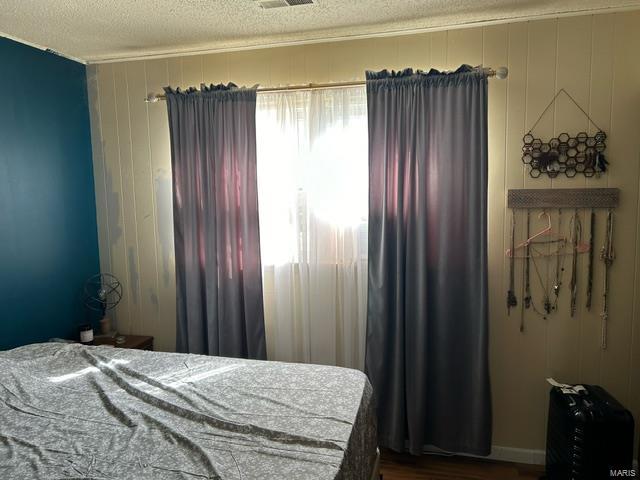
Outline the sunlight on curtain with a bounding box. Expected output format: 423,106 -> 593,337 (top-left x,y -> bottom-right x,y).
256,86 -> 368,370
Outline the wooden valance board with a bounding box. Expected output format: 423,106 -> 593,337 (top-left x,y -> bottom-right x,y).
508,188 -> 619,209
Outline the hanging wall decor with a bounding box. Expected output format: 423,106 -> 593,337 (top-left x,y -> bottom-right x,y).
522,89 -> 609,178
505,188 -> 619,349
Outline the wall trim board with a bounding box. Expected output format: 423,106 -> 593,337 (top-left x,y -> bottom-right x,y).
487,445 -> 546,465
86,5 -> 640,64
4,5 -> 640,64
0,31 -> 85,64
423,444 -> 545,465
461,447 -> 635,468
439,446 -> 639,467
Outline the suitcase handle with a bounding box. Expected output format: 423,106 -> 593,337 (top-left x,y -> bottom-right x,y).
546,377 -> 588,395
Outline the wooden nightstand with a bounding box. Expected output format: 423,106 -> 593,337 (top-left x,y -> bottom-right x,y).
94,335 -> 154,351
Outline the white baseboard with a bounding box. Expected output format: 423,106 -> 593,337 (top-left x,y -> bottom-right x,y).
420,444 -> 546,465
466,446 -> 637,469
421,444 -> 637,468
487,445 -> 546,465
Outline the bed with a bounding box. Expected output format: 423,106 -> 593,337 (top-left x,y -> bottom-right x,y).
0,343 -> 378,479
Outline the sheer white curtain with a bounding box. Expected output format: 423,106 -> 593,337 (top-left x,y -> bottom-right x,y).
256,87 -> 368,370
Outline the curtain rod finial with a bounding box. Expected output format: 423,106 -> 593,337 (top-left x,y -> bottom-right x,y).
495,66 -> 508,79
145,93 -> 159,103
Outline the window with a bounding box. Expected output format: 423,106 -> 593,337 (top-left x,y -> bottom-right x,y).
255,87 -> 368,368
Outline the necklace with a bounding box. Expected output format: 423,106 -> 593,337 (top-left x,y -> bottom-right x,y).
569,210 -> 581,317
528,211 -> 568,319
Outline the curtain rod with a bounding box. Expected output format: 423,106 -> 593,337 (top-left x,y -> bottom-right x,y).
144,66 -> 507,103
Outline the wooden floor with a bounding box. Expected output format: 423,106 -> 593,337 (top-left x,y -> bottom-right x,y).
380,449 -> 544,480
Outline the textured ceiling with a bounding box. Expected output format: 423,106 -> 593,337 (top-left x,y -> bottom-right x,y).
1,0 -> 639,63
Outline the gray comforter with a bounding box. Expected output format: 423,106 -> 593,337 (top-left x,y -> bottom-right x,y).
0,343 -> 376,479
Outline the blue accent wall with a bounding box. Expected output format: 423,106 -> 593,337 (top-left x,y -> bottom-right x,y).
0,37 -> 99,349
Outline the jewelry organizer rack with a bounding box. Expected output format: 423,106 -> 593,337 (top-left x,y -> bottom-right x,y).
506,188 -> 619,349
522,89 -> 609,178
507,188 -> 619,209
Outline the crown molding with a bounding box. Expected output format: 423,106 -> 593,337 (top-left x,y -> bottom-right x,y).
0,30 -> 86,64
4,3 -> 640,65
86,4 -> 640,64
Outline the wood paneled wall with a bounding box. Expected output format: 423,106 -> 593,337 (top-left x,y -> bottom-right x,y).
86,12 -> 640,454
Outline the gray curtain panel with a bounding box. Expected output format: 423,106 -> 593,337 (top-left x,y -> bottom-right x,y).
365,66 -> 491,455
165,84 -> 266,360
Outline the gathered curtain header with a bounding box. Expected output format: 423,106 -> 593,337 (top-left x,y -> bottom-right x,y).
164,83 -> 257,101
365,64 -> 486,90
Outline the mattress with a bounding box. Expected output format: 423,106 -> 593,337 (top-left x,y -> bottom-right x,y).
0,343 -> 377,479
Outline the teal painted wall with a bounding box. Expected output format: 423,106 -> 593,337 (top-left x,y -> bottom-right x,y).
0,37 -> 99,349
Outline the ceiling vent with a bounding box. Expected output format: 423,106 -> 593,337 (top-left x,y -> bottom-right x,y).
255,0 -> 313,9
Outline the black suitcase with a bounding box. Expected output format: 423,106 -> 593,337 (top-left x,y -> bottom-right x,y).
546,382 -> 635,479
